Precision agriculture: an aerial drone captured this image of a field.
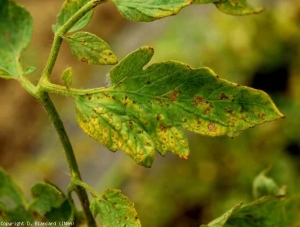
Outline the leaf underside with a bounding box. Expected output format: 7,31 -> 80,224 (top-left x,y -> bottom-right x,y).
52,0 -> 93,33
75,46 -> 283,167
0,0 -> 33,79
90,189 -> 141,227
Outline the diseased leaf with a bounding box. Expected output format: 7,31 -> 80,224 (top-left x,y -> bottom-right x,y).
193,0 -> 221,4
110,0 -> 192,22
52,0 -> 93,33
64,32 -> 118,65
0,0 -> 33,79
90,189 -> 141,227
252,169 -> 286,199
215,0 -> 264,15
75,46 -> 283,167
61,67 -> 73,88
30,182 -> 66,214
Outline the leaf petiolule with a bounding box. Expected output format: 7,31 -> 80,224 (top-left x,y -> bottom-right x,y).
0,0 -> 33,79
75,46 -> 283,167
52,0 -> 93,33
215,0 -> 264,15
90,189 -> 141,227
110,0 -> 192,22
64,32 -> 118,65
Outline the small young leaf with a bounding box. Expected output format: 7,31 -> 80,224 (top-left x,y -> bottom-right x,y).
110,0 -> 192,22
30,182 -> 66,214
252,169 -> 286,199
90,189 -> 141,227
64,32 -> 118,65
52,0 -> 93,33
75,46 -> 283,167
61,67 -> 73,88
0,0 -> 33,79
215,0 -> 264,15
24,66 -> 37,75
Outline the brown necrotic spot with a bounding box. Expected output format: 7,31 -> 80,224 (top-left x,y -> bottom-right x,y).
220,93 -> 229,100
81,57 -> 88,63
208,123 -> 216,132
193,96 -> 206,106
167,89 -> 180,102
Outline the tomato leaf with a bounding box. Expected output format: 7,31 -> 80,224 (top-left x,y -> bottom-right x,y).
52,0 -> 93,33
75,46 -> 283,167
110,0 -> 192,22
252,169 -> 286,199
90,189 -> 141,227
215,0 -> 264,15
0,0 -> 33,79
202,196 -> 299,227
64,32 -> 118,65
30,182 -> 73,221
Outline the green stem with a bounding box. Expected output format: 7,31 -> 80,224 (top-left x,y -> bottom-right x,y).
34,0 -> 107,226
40,0 -> 107,82
39,92 -> 96,227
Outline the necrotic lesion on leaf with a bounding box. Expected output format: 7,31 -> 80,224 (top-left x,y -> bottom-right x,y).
75,46 -> 284,167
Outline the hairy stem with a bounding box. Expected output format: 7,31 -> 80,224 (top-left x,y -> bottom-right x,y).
38,92 -> 96,227
40,0 -> 106,82
35,0 -> 107,225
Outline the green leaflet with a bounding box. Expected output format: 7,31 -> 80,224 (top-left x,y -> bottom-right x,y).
30,182 -> 73,221
200,203 -> 243,227
0,168 -> 27,214
252,169 -> 286,199
52,0 -> 93,33
64,32 -> 118,65
90,189 -> 141,227
30,182 -> 67,214
75,46 -> 283,167
110,0 -> 263,22
215,0 -> 264,15
201,196 -> 298,227
109,0 -> 192,22
0,0 -> 33,79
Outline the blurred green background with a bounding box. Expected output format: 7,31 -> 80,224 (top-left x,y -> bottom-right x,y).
1,0 -> 300,226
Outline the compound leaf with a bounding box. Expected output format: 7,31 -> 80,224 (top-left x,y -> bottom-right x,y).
0,0 -> 33,79
90,189 -> 141,227
64,32 -> 118,65
52,0 -> 93,33
110,0 -> 192,22
215,0 -> 264,15
75,46 -> 283,167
